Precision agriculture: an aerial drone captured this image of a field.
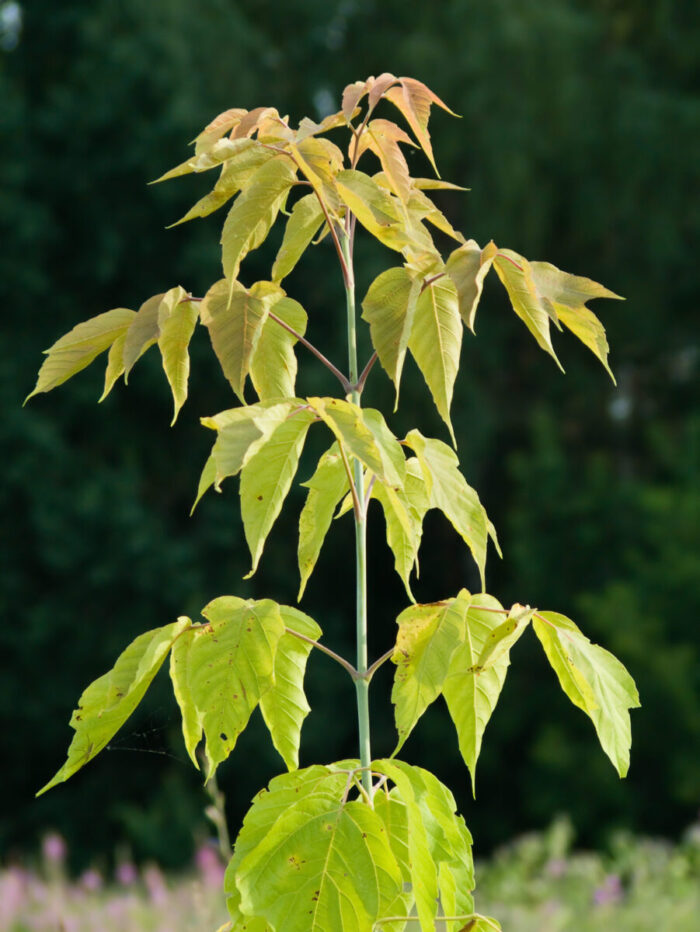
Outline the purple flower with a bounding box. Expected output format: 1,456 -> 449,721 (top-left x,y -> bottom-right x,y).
79,868 -> 103,892
115,861 -> 139,886
545,857 -> 567,878
593,873 -> 623,906
195,843 -> 225,887
42,832 -> 67,864
143,864 -> 169,905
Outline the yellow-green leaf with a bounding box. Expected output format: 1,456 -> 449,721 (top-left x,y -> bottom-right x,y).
533,611 -> 640,777
248,288 -> 308,401
37,618 -> 190,795
361,266 -> 420,407
27,308 -> 136,401
157,287 -> 199,424
271,193 -> 325,282
240,408 -> 316,576
384,77 -> 459,175
259,605 -> 322,770
297,444 -> 350,600
122,293 -> 165,378
169,624 -> 204,768
408,277 -> 461,444
473,603 -> 533,672
445,240 -> 498,332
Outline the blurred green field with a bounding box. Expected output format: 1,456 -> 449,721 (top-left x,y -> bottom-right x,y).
4,817 -> 699,931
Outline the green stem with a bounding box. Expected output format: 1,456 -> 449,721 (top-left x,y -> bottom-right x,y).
341,232 -> 373,800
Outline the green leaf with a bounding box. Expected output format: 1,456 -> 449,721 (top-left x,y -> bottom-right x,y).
26,308 -> 136,401
373,759 -> 475,932
361,408 -> 407,488
442,594 -> 511,792
391,591 -> 471,750
445,240 -> 498,332
248,288 -> 308,401
271,193 -> 325,282
240,407 -> 316,575
221,156 -> 297,281
297,443 -> 350,600
99,329 -> 130,402
473,603 -> 533,672
200,279 -> 269,402
234,769 -> 402,931
408,276 -> 461,443
533,611 -> 640,776
169,624 -> 204,768
157,287 -> 199,423
334,170 -> 410,253
190,597 -> 285,774
202,400 -> 295,488
405,430 -> 492,588
371,459 -> 427,600
529,261 -> 622,381
308,397 -> 404,488
122,293 -> 166,377
37,618 -> 191,795
493,249 -> 562,367
259,605 -> 321,770
152,136 -> 258,183
361,266 -> 420,407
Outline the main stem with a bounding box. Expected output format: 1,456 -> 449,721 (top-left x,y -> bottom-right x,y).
341,233 -> 373,799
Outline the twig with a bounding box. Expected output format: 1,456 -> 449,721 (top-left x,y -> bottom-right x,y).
267,310 -> 352,394
363,474 -> 376,511
284,626 -> 359,680
337,440 -> 363,522
356,351 -> 378,393
420,271 -> 446,294
364,647 -> 395,682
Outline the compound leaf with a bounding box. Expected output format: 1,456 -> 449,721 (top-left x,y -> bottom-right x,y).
297,443 -> 350,600
240,407 -> 316,575
272,193 -> 325,283
408,276 -> 461,444
190,597 -> 285,774
259,606 -> 322,771
474,603 -> 534,673
391,591 -> 471,750
534,611 -> 640,777
384,77 -> 458,174
361,266 -> 420,407
248,289 -> 308,401
27,307 -> 136,401
37,618 -> 191,795
169,624 -> 205,768
445,240 -> 498,332
157,287 -> 199,423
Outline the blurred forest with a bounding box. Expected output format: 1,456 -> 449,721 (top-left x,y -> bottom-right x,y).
2,0 -> 698,870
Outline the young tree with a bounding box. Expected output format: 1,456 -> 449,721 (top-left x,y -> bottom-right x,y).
28,74 -> 639,930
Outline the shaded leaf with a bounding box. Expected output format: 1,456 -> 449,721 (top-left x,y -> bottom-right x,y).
27,308 -> 136,401
190,597 -> 285,774
259,606 -> 321,770
297,443 -> 350,600
240,407 -> 316,575
248,288 -> 308,401
37,619 -> 190,795
272,193 -> 325,282
408,276 -> 461,443
534,611 -> 640,776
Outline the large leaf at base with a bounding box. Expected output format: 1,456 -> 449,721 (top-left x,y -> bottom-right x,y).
248,288 -> 308,401
27,308 -> 136,401
271,193 -> 325,282
240,407 -> 316,575
391,591 -> 472,750
529,262 -> 622,381
235,772 -> 402,931
405,430 -> 491,588
534,611 -> 640,776
221,157 -> 297,281
445,240 -> 498,332
259,606 -> 321,770
37,618 -> 191,795
408,276 -> 461,443
442,594 -> 511,793
200,279 -> 269,403
189,597 -> 285,774
297,444 -> 350,600
361,266 -> 420,407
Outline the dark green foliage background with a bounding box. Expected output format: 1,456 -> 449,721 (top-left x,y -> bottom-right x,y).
3,0 -> 698,869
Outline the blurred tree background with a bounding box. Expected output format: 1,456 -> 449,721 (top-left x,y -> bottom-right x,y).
2,0 -> 698,871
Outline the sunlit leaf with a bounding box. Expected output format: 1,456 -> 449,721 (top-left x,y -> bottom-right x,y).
26,308 -> 136,402
473,603 -> 533,672
240,407 -> 316,575
342,80 -> 368,120
221,157 -> 297,281
157,287 -> 199,423
248,288 -> 308,400
272,193 -> 325,282
259,605 -> 321,770
442,594 -> 511,792
190,597 -> 285,774
408,276 -> 461,443
193,107 -> 247,155
99,328 -> 131,401
391,591 -> 471,750
407,188 -> 465,244
362,119 -> 415,202
297,444 -> 350,600
169,624 -> 205,768
445,240 -> 498,332
361,266 -> 420,407
534,611 -> 640,776
37,618 -> 191,795
122,293 -> 165,377
384,77 -> 458,175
